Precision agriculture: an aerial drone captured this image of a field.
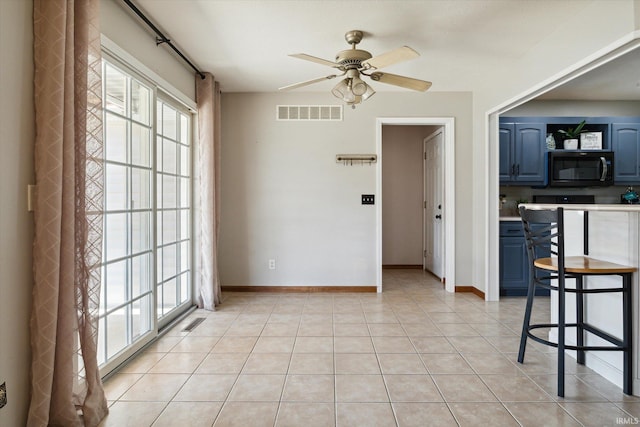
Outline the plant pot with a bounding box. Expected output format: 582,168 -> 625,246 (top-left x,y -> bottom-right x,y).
563,138 -> 578,149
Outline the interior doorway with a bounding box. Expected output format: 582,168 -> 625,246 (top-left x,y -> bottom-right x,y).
376,117 -> 455,293
381,125 -> 434,270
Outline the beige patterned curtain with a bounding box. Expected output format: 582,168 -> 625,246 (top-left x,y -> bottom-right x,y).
196,73 -> 222,310
29,0 -> 107,425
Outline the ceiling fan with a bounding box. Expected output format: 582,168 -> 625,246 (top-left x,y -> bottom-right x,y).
279,30 -> 432,107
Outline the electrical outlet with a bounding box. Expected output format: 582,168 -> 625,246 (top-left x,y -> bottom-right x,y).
268,259 -> 276,270
0,382 -> 7,409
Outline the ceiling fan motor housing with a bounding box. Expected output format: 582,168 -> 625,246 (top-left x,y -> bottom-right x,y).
335,49 -> 372,69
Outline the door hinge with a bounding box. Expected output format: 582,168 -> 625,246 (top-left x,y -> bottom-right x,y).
424,152 -> 427,160
424,250 -> 427,257
424,201 -> 427,209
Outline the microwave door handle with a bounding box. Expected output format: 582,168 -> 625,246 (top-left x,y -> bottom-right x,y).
600,156 -> 607,181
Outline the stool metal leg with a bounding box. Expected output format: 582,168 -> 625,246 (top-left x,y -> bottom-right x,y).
576,276 -> 585,365
518,273 -> 536,364
558,272 -> 566,397
623,273 -> 633,395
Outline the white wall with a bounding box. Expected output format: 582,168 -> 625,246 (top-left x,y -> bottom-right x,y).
381,125 -> 433,266
0,0 -> 33,425
219,91 -> 472,287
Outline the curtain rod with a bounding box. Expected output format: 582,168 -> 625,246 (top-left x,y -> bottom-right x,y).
122,0 -> 206,80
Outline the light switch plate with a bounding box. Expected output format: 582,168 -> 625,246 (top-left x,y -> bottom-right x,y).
27,185 -> 36,212
361,194 -> 375,205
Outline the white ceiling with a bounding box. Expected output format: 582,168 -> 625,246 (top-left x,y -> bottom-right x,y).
130,0 -> 639,99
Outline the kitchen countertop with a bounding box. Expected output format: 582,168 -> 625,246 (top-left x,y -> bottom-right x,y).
520,203 -> 640,212
501,204 -> 640,220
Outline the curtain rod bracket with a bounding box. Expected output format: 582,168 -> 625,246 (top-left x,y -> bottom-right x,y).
155,36 -> 170,46
123,0 -> 207,81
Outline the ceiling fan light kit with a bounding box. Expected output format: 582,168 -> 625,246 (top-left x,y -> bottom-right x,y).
280,30 -> 431,108
331,69 -> 375,104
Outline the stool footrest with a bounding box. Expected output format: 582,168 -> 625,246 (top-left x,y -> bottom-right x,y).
532,278 -> 625,294
527,323 -> 628,351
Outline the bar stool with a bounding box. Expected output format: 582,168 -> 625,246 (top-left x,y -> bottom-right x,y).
517,206 -> 636,397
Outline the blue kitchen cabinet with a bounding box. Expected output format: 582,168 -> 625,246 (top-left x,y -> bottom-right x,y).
500,221 -> 528,296
499,221 -> 550,296
612,123 -> 640,184
499,121 -> 546,185
499,123 -> 514,182
500,121 -> 517,183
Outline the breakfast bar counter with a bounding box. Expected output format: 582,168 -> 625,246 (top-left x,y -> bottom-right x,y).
520,203 -> 640,394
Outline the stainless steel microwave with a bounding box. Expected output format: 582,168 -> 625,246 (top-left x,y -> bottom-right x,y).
548,151 -> 614,187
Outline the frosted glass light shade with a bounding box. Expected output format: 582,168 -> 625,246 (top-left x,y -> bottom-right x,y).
331,79 -> 349,99
351,77 -> 367,96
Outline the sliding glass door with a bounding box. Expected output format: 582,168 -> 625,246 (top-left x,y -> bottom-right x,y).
156,97 -> 192,328
98,57 -> 193,373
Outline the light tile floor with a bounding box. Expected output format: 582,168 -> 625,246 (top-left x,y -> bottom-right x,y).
100,269 -> 640,426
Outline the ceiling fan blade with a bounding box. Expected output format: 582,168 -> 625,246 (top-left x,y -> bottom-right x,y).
363,46 -> 419,70
279,74 -> 337,91
370,72 -> 432,91
289,53 -> 341,68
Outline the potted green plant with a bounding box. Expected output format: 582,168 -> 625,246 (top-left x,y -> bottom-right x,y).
557,120 -> 586,149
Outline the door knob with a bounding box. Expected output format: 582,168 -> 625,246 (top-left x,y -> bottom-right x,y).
435,214 -> 442,219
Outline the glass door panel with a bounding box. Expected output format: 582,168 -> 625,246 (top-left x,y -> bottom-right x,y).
156,98 -> 192,328
99,60 -> 154,374
98,57 -> 193,375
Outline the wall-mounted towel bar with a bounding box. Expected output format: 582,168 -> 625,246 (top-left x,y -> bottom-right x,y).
336,154 -> 377,165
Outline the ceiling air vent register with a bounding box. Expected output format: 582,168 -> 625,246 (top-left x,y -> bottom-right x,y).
276,105 -> 342,121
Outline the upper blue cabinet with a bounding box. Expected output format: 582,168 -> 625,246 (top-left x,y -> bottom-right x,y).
500,116 -> 640,186
612,123 -> 640,184
499,121 -> 546,186
499,123 -> 514,182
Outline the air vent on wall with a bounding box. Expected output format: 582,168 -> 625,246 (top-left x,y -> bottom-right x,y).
276,105 -> 342,121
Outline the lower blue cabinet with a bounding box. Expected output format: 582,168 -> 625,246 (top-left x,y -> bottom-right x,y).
499,221 -> 550,297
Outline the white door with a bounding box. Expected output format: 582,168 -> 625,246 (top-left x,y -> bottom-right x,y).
423,130 -> 445,279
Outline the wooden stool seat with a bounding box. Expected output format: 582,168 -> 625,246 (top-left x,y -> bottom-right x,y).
534,256 -> 637,274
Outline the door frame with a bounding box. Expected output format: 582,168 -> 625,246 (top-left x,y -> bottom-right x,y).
423,129 -> 445,278
376,117 -> 455,293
